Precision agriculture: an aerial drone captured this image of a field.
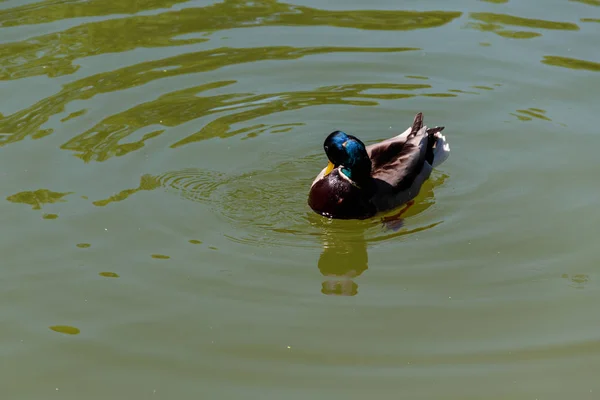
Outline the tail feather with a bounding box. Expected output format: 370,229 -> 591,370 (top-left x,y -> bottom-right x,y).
426,126 -> 444,136
408,112 -> 423,137
410,112 -> 450,168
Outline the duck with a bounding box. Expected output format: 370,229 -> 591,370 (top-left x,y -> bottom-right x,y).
308,112 -> 450,220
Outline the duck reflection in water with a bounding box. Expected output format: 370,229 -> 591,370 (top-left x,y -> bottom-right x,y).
315,173 -> 447,296
318,229 -> 368,296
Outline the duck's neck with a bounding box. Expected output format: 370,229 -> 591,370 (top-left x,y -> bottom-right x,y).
340,162 -> 372,189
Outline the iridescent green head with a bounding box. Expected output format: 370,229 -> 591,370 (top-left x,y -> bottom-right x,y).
323,131 -> 371,182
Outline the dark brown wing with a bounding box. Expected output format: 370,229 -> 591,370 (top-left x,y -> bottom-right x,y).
367,137 -> 409,172
369,113 -> 433,192
365,113 -> 422,171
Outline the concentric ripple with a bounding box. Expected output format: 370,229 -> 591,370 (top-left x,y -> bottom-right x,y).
148,156 -> 449,250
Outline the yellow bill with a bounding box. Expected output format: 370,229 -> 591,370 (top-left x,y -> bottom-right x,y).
324,161 -> 334,176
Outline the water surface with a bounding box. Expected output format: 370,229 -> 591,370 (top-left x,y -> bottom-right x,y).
1,0 -> 600,398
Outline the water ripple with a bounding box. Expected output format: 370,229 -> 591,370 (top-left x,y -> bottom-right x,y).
467,12 -> 579,39
0,46 -> 416,154
570,0 -> 600,6
57,76 -> 476,162
0,0 -> 459,80
542,55 -> 600,72
118,161 -> 450,252
0,0 -> 188,27
6,188 -> 72,209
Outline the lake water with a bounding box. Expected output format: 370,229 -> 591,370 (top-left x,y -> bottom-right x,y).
1,0 -> 599,398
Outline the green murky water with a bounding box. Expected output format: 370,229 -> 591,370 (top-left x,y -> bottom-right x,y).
1,0 -> 600,398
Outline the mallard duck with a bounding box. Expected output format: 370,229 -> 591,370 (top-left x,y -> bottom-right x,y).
308,112 -> 450,220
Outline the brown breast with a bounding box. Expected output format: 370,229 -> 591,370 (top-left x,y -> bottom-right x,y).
308,170 -> 376,220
